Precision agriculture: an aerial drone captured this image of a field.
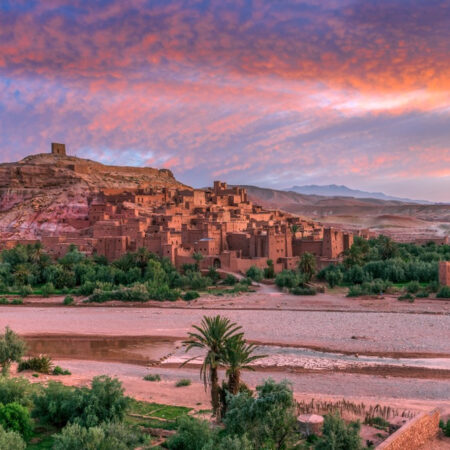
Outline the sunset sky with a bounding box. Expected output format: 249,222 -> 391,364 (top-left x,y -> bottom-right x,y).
0,0 -> 449,201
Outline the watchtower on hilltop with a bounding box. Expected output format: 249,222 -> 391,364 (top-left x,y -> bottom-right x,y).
51,142 -> 66,156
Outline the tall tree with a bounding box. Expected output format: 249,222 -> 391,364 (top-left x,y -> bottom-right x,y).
298,252 -> 316,282
0,328 -> 26,376
224,336 -> 266,395
182,316 -> 242,417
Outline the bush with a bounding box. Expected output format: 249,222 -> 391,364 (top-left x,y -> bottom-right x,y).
18,285 -> 32,298
41,282 -> 55,297
224,379 -> 298,449
0,298 -> 8,305
53,366 -> 71,376
63,295 -> 74,305
183,291 -> 200,301
426,280 -> 440,293
275,270 -> 303,289
33,376 -> 128,428
246,266 -> 263,282
406,280 -> 420,294
398,293 -> 414,302
223,274 -> 238,286
176,379 -> 191,387
0,424 -> 25,450
415,290 -> 429,298
143,374 -> 161,382
32,382 -> 78,428
0,327 -> 27,376
10,299 -> 23,305
53,421 -> 147,450
315,412 -> 363,450
18,355 -> 53,374
439,419 -> 450,437
437,286 -> 450,298
167,416 -> 214,450
0,378 -> 33,407
0,402 -> 32,441
290,286 -> 316,296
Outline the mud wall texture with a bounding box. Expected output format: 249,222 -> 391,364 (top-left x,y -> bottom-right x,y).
376,409 -> 439,450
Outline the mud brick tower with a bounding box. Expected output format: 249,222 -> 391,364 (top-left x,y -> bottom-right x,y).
51,142 -> 66,156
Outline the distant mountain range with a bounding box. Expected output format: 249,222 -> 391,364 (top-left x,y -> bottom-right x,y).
285,185 -> 432,205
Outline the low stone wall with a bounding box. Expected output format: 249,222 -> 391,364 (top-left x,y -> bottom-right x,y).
376,409 -> 439,450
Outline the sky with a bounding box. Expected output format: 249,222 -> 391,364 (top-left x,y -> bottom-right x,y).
0,0 -> 449,202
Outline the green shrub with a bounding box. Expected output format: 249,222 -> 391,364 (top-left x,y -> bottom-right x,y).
18,285 -> 33,298
167,416 -> 214,450
224,379 -> 298,449
275,270 -> 303,289
426,280 -> 440,293
0,424 -> 25,450
223,274 -> 238,286
315,412 -> 363,449
0,327 -> 27,376
53,421 -> 147,450
415,290 -> 429,298
398,293 -> 415,302
0,402 -> 32,441
246,266 -> 263,282
0,378 -> 33,407
175,379 -> 191,387
41,282 -> 55,297
290,286 -> 316,295
0,298 -> 9,305
183,291 -> 200,301
33,376 -> 128,428
63,295 -> 74,305
437,286 -> 450,298
143,374 -> 161,382
18,355 -> 53,374
406,280 -> 420,294
439,419 -> 450,437
52,365 -> 71,376
10,299 -> 23,305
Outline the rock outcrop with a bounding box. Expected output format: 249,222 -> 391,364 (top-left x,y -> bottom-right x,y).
0,153 -> 185,239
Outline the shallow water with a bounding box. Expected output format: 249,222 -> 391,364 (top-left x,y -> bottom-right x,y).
24,336 -> 450,372
25,336 -> 179,365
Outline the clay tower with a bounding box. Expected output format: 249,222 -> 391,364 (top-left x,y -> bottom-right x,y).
51,142 -> 66,156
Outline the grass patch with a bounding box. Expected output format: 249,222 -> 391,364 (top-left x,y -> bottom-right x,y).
175,379 -> 191,388
143,374 -> 161,382
125,398 -> 191,430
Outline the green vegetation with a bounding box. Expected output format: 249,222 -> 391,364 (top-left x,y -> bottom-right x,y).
18,356 -> 52,375
52,366 -> 71,376
440,419 -> 450,437
62,295 -> 74,305
437,286 -> 450,298
143,374 -> 161,382
0,244 -> 228,303
0,327 -> 26,376
175,379 -> 192,387
182,316 -> 243,417
0,424 -> 26,449
183,291 -> 200,301
317,236 -> 449,297
246,266 -> 263,282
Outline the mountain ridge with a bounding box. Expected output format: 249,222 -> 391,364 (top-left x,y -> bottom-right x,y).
285,184 -> 433,204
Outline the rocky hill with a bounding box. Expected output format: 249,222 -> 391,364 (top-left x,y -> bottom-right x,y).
0,153 -> 186,239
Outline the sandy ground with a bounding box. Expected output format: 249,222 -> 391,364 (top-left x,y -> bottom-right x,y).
2,304 -> 449,355
2,288 -> 449,423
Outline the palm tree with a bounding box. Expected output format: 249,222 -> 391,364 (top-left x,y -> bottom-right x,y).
298,252 -> 316,282
224,336 -> 266,395
192,252 -> 204,271
182,315 -> 242,417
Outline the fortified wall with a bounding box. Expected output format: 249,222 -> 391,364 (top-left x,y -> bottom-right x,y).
438,261 -> 450,286
376,409 -> 440,450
